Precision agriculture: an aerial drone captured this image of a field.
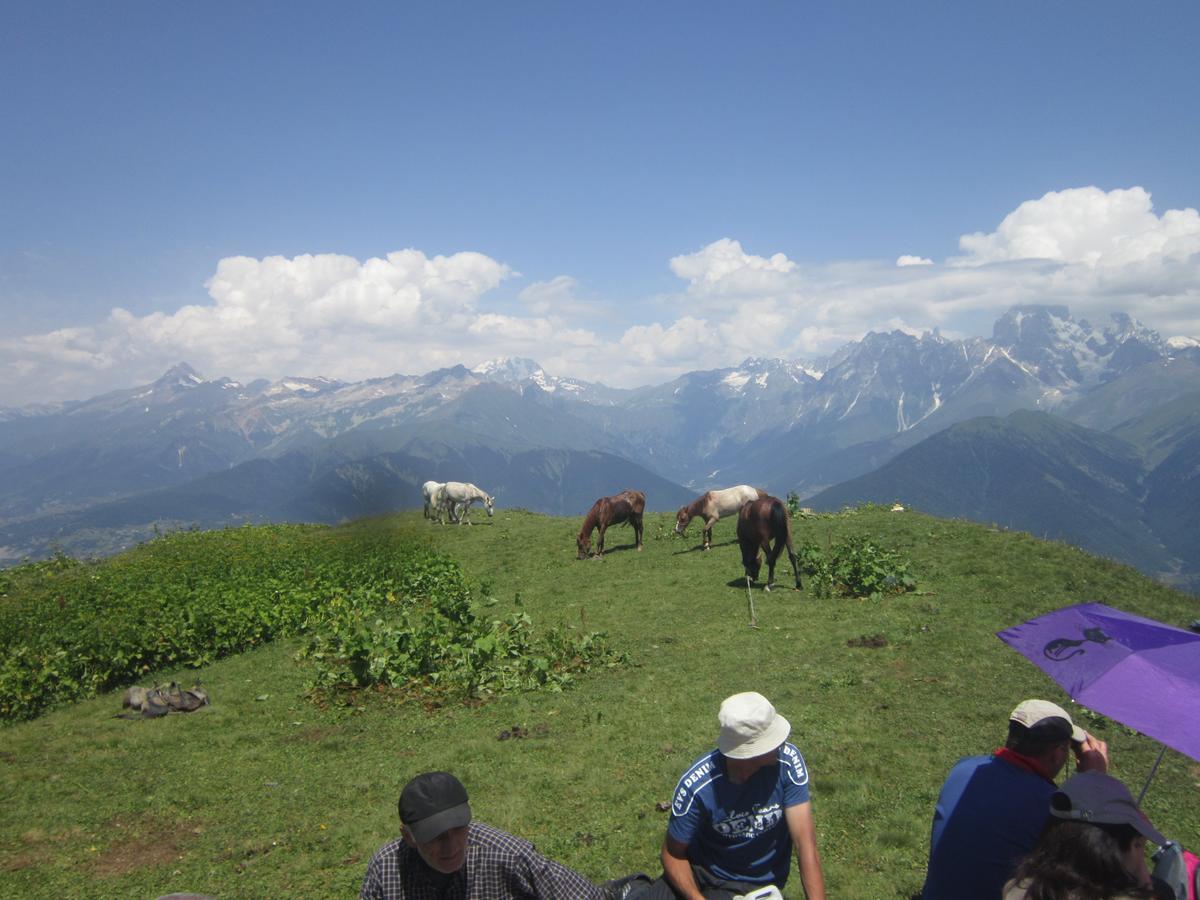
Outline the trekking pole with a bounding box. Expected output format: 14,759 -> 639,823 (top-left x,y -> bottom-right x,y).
745,575 -> 758,629
1137,745 -> 1167,806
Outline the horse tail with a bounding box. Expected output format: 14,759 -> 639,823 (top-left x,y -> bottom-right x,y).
768,498 -> 790,550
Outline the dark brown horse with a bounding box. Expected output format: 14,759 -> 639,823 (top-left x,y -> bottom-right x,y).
736,496 -> 801,591
577,490 -> 646,559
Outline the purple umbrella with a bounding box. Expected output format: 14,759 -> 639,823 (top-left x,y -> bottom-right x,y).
997,602 -> 1200,796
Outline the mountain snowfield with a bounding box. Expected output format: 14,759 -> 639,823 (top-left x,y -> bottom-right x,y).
1,305 -> 1198,589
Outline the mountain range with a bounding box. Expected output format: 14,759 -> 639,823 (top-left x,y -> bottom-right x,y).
2,305 -> 1198,591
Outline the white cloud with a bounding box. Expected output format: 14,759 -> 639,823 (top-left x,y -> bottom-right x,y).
956,186 -> 1200,267
669,238 -> 796,295
3,187 -> 1200,403
0,249 -> 528,402
518,276 -> 585,315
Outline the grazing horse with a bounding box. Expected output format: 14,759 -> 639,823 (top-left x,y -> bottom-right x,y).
736,496 -> 801,592
421,481 -> 446,520
577,490 -> 645,559
439,481 -> 495,525
675,485 -> 767,550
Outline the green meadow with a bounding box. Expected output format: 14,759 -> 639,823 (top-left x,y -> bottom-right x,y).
1,507 -> 1197,899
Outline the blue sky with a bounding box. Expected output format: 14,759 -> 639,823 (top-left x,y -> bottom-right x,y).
3,2 -> 1199,403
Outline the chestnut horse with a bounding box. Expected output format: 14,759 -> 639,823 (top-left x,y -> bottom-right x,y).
577,490 -> 646,559
675,485 -> 767,550
736,496 -> 801,591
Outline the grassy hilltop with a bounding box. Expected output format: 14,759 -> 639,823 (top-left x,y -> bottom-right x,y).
1,507 -> 1198,898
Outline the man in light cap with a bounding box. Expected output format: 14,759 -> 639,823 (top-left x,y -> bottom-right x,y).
921,699 -> 1111,900
360,770 -> 609,899
638,692 -> 825,899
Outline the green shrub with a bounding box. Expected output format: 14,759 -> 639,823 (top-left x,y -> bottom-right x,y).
295,558 -> 623,703
799,534 -> 917,600
0,524 -> 623,721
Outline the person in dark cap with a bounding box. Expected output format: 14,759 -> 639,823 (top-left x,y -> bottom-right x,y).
1003,771 -> 1166,899
922,699 -> 1111,900
636,692 -> 825,900
360,771 -> 609,899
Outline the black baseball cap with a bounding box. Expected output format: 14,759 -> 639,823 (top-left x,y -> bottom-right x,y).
1051,772 -> 1167,846
399,772 -> 472,843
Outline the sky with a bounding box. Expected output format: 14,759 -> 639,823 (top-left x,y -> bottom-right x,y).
2,1 -> 1199,405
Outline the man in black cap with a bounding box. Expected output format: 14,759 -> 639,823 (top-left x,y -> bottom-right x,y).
360,770 -> 610,899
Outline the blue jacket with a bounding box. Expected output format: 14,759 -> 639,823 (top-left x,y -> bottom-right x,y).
922,754 -> 1055,900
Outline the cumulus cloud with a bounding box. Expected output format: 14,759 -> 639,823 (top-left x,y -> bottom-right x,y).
3,187 -> 1200,403
956,186 -> 1200,266
669,238 -> 796,295
603,188 -> 1200,381
0,249 -> 604,402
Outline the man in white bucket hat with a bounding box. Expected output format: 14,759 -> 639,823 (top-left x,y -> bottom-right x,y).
637,692 -> 825,899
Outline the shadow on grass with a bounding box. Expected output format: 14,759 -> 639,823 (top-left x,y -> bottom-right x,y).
583,542 -> 643,557
673,539 -> 737,555
724,578 -> 802,592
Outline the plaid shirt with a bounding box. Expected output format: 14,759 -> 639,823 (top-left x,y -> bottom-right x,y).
360,821 -> 607,899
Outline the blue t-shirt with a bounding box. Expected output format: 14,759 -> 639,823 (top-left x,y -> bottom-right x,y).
922,754 -> 1055,900
668,742 -> 811,887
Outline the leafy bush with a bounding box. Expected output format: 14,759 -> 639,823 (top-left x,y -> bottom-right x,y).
296,555 -> 623,703
0,524 -> 623,722
799,534 -> 917,600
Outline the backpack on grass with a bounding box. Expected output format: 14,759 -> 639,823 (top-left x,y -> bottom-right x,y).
117,682 -> 209,719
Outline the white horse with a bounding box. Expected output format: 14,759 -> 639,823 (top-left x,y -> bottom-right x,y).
421,481 -> 446,520
439,482 -> 495,525
675,484 -> 768,550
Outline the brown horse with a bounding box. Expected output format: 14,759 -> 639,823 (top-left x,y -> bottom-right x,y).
577,490 -> 646,559
675,485 -> 767,550
736,496 -> 801,591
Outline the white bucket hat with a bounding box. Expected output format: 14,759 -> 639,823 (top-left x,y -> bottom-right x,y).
1010,699 -> 1086,744
717,692 -> 791,759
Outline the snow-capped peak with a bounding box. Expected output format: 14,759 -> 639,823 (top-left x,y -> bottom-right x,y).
1166,335 -> 1200,350
472,357 -> 545,383
264,375 -> 342,397
153,362 -> 205,389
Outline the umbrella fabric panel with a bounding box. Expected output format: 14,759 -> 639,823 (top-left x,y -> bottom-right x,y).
1080,655 -> 1200,762
997,602 -> 1200,763
1079,605 -> 1200,651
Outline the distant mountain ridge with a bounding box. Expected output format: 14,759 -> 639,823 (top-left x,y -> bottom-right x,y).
2,306 -> 1198,583
808,407 -> 1200,592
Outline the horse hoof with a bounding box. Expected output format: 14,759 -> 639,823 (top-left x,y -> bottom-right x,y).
764,584 -> 773,593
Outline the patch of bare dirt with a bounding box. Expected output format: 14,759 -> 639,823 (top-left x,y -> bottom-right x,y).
89,817 -> 197,878
2,852 -> 40,872
289,725 -> 344,744
846,634 -> 889,649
